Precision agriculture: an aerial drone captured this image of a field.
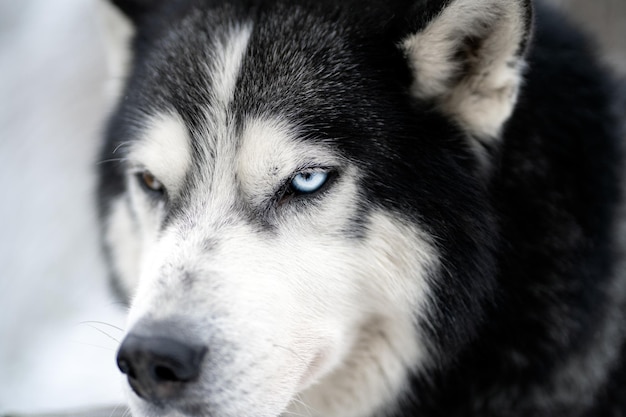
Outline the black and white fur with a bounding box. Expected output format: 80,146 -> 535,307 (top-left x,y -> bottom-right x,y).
97,0 -> 626,416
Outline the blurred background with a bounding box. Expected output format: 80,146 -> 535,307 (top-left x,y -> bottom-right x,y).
0,0 -> 127,414
548,0 -> 626,73
0,0 -> 624,415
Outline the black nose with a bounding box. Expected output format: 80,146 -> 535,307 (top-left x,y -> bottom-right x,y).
117,328 -> 207,403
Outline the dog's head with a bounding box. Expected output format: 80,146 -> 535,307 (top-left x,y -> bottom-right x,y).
98,1 -> 531,416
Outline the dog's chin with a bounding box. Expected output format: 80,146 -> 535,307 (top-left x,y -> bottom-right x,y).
129,400 -> 209,417
127,392 -> 293,417
128,400 -> 186,417
124,359 -> 332,417
123,357 -> 314,417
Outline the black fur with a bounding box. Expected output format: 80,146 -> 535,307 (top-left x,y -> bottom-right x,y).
98,0 -> 625,415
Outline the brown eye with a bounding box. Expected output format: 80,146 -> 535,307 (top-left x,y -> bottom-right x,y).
137,170 -> 165,195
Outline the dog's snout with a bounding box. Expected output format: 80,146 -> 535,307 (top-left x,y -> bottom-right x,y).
117,327 -> 207,402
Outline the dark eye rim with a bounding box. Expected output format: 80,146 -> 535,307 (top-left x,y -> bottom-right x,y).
277,168 -> 338,206
134,170 -> 167,198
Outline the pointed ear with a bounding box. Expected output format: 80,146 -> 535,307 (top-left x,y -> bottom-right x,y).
402,0 -> 533,141
97,1 -> 138,100
108,0 -> 153,22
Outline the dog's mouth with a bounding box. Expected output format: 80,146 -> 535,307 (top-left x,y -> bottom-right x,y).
116,316 -> 338,417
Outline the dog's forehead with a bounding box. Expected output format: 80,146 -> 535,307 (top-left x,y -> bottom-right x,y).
127,2 -> 396,133
125,5 -> 369,177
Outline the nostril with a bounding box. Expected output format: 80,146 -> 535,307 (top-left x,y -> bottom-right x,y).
116,330 -> 207,402
153,364 -> 178,382
117,357 -> 136,379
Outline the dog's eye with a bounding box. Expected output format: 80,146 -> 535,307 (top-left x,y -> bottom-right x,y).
277,169 -> 336,206
137,170 -> 165,195
290,171 -> 329,194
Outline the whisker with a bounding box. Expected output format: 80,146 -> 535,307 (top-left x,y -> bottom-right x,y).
96,157 -> 128,166
79,320 -> 125,332
78,323 -> 121,343
70,340 -> 117,352
272,343 -> 309,368
108,404 -> 129,417
280,410 -> 308,417
292,394 -> 317,417
107,300 -> 131,309
113,141 -> 131,154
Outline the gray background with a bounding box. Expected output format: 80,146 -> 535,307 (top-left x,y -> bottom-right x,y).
549,0 -> 626,73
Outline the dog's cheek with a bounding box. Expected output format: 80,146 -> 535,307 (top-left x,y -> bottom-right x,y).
268,248 -> 369,385
104,195 -> 142,297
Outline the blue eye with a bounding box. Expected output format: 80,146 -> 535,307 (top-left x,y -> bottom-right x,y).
290,171 -> 329,194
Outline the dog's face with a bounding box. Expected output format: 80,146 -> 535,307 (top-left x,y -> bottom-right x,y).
98,1 -> 530,416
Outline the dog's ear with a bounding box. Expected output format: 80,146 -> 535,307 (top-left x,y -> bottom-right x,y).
98,0 -> 145,100
107,0 -> 153,22
402,0 -> 533,142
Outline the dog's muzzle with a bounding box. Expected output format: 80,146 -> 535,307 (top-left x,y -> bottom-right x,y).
117,321 -> 207,404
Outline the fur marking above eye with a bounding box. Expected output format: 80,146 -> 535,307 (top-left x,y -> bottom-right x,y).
290,171 -> 329,194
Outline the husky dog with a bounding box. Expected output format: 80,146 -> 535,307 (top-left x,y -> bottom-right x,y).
97,0 -> 626,416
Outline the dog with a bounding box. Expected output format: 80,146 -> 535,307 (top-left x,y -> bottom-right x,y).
97,0 -> 626,416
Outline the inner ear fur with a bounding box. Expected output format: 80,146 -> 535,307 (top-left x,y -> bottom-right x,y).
402,0 -> 533,141
98,0 -> 140,101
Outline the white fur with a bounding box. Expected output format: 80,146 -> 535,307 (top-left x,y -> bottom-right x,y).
402,0 -> 528,139
237,118 -> 343,207
96,0 -> 135,101
128,112 -> 193,197
125,116 -> 438,417
108,14 -> 440,417
105,196 -> 141,296
197,24 -> 253,158
291,212 -> 436,417
209,25 -> 253,111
